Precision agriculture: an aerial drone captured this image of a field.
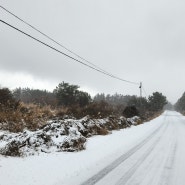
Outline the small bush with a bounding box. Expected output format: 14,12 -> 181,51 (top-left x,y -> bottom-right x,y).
97,127 -> 109,135
123,106 -> 139,118
55,101 -> 116,119
0,140 -> 25,156
82,101 -> 116,118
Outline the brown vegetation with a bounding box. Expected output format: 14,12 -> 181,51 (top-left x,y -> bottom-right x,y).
0,84 -> 167,133
0,103 -> 55,132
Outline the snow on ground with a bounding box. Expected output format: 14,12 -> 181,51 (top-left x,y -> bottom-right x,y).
0,116 -> 140,156
0,112 -> 167,185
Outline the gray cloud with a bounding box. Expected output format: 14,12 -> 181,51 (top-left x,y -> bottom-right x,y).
1,0 -> 185,103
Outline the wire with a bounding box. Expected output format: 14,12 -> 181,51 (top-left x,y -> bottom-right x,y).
0,19 -> 139,85
0,5 -> 140,85
0,5 -> 125,80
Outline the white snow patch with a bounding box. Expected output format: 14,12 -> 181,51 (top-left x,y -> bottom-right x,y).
0,111 -> 168,185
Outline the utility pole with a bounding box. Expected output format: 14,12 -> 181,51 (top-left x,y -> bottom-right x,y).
139,82 -> 142,97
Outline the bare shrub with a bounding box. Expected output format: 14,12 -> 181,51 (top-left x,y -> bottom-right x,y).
0,103 -> 55,132
97,126 -> 109,135
55,107 -> 69,118
0,140 -> 25,156
61,136 -> 86,152
80,101 -> 116,118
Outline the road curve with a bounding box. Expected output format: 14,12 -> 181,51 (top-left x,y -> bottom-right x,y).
81,111 -> 185,185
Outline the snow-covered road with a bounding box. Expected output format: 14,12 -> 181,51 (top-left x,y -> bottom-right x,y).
1,111 -> 185,185
82,111 -> 183,185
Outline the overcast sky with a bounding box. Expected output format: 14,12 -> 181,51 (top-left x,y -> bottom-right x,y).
1,0 -> 185,103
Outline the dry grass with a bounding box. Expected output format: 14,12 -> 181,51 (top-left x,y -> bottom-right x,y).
0,100 -> 160,133
142,111 -> 163,122
60,101 -> 117,119
97,127 -> 109,135
0,103 -> 55,132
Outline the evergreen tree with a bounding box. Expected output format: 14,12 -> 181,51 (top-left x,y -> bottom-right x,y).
13,88 -> 57,106
0,88 -> 19,110
175,92 -> 185,112
54,82 -> 91,107
148,92 -> 167,111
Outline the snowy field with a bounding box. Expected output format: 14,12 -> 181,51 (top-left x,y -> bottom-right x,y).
0,111 -> 183,185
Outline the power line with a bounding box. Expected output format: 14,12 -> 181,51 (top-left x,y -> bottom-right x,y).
0,5 -> 129,81
0,5 -> 141,86
0,5 -> 140,85
0,19 -> 139,85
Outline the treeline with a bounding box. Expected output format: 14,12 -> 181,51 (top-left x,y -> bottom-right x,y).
13,88 -> 57,107
175,92 -> 185,114
94,92 -> 168,118
12,83 -> 168,117
12,82 -> 92,108
1,82 -> 169,117
0,81 -> 168,132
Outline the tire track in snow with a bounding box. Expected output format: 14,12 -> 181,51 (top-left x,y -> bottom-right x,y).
115,118 -> 170,185
115,118 -> 173,185
158,138 -> 177,185
157,119 -> 178,185
81,115 -> 167,185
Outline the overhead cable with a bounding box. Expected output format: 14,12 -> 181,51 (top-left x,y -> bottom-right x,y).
0,5 -> 128,80
0,19 -> 139,85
